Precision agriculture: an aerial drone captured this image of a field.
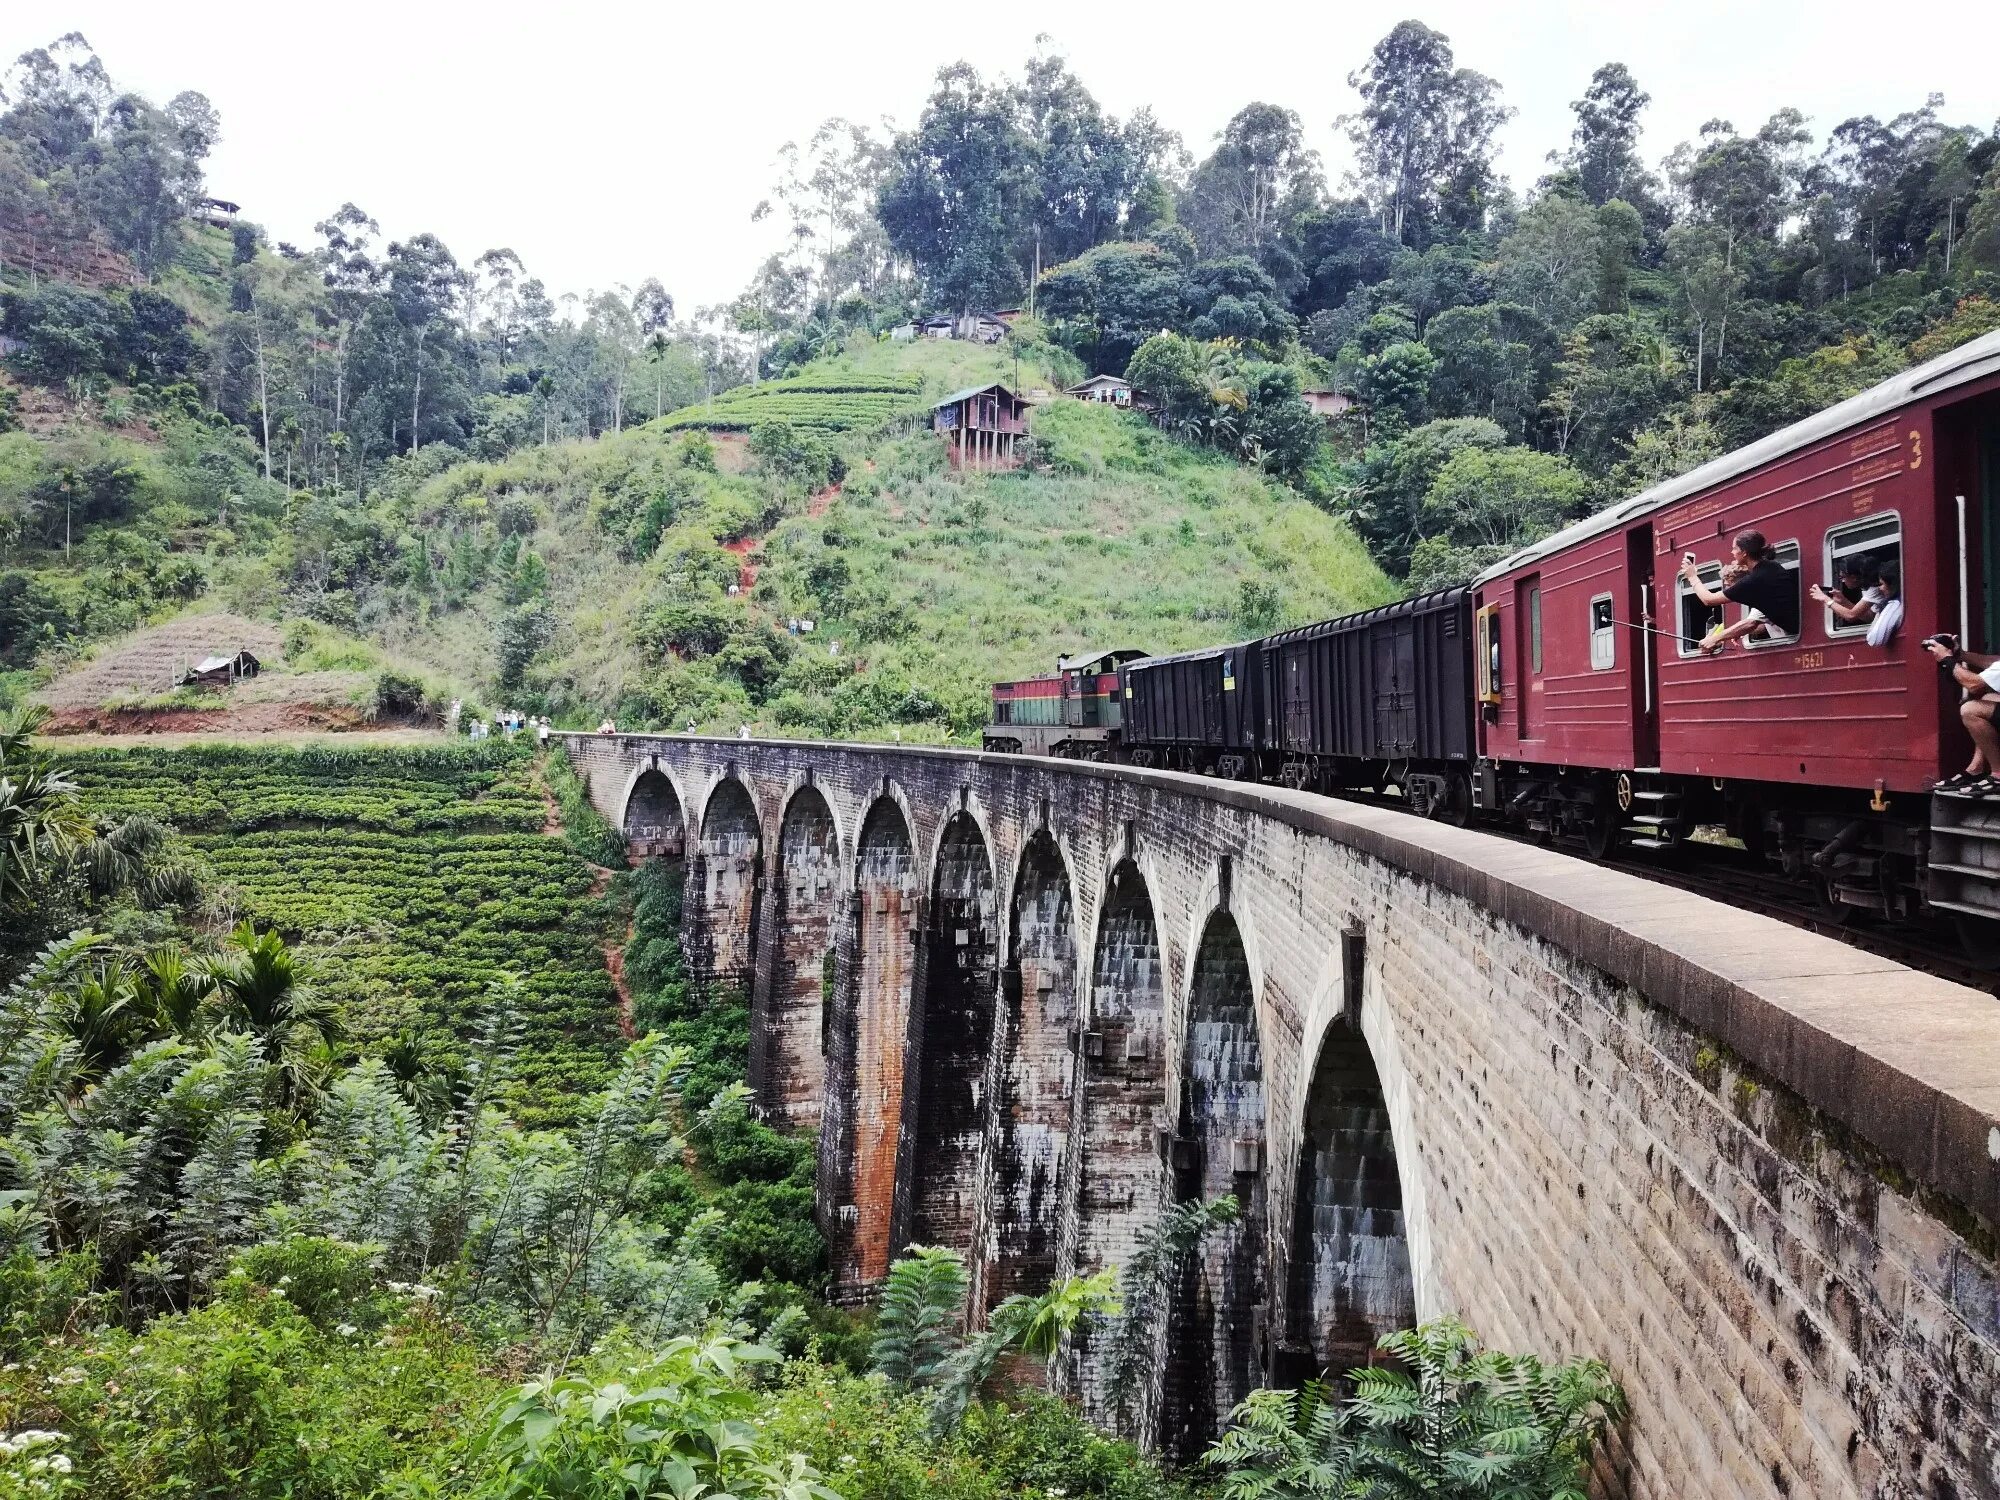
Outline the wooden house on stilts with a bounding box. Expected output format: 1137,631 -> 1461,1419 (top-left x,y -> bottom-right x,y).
931,383 -> 1028,471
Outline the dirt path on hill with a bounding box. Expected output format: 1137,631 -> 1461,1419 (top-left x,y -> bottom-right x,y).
585,863 -> 637,1037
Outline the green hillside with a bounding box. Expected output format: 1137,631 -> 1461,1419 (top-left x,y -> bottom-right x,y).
366,343 -> 1391,738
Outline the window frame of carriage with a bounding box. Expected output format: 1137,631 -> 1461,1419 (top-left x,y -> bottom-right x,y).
1589,593 -> 1616,671
1740,538 -> 1803,651
1822,512 -> 1902,639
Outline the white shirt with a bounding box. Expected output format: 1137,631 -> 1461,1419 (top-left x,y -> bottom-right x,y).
1980,658 -> 2000,696
1865,596 -> 1902,648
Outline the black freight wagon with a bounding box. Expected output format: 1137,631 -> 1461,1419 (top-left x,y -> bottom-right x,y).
1259,587 -> 1475,816
1121,639 -> 1264,776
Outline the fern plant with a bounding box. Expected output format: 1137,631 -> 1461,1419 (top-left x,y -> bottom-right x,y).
1204,1382 -> 1363,1499
1202,1318 -> 1627,1500
1105,1193 -> 1241,1433
870,1244 -> 968,1388
927,1266 -> 1120,1434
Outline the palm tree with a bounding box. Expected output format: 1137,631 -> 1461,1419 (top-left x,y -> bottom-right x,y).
135,944 -> 216,1038
0,706 -> 92,919
51,957 -> 151,1081
201,922 -> 340,1110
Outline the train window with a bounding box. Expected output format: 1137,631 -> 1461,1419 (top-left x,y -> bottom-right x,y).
1529,587 -> 1543,673
1677,563 -> 1725,655
1589,594 -> 1615,671
1823,514 -> 1902,637
1741,540 -> 1802,649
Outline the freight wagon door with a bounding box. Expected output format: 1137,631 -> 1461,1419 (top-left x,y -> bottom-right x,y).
1372,620 -> 1416,757
1284,649 -> 1311,752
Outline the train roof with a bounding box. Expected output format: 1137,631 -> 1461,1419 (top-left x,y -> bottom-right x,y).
1474,327 -> 2000,585
1058,647 -> 1149,673
1124,638 -> 1256,669
1263,585 -> 1470,646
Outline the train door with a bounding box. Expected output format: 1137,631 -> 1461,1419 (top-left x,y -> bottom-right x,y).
1514,574 -> 1543,742
1284,649 -> 1310,753
1627,526 -> 1659,766
1372,618 -> 1416,756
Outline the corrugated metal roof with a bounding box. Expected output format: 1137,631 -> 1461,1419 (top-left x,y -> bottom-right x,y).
933,383 -> 1017,409
1473,328 -> 2000,585
190,655 -> 234,673
1057,647 -> 1148,672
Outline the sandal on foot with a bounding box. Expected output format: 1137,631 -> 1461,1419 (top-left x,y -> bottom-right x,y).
1936,771 -> 1978,791
1964,777 -> 2000,798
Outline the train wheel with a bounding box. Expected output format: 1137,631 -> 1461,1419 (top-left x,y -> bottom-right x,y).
1445,770 -> 1474,828
1812,872 -> 1860,926
1954,914 -> 2000,970
1582,793 -> 1619,861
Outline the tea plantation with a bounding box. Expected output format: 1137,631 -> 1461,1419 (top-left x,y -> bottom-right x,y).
655,371 -> 926,432
66,741 -> 624,1127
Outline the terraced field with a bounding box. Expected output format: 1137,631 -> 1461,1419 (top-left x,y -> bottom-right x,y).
655,372 -> 926,433
68,742 -> 624,1127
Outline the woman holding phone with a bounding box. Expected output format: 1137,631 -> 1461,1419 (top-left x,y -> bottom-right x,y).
1678,531 -> 1798,654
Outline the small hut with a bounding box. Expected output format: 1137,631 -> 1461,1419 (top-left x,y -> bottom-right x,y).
1067,373 -> 1136,406
932,383 -> 1028,471
180,649 -> 261,688
1302,389 -> 1354,419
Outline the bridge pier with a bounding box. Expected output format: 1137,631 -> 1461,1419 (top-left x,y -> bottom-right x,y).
747,783 -> 842,1130
564,733 -> 2000,1499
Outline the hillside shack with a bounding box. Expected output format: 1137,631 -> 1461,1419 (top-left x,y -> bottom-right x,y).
932,383 -> 1028,471
180,649 -> 261,688
1068,373 -> 1138,407
1302,389 -> 1354,419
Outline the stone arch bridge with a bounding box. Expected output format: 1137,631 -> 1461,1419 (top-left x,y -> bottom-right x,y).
562,732 -> 2000,1500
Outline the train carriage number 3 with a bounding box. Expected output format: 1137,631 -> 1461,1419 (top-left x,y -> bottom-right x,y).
1909,430 -> 1922,468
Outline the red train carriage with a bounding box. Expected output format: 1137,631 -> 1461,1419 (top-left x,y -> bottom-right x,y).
1472,329 -> 2000,938
984,648 -> 1145,757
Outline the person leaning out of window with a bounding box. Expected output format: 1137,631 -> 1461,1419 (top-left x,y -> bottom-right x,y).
1680,530 -> 1800,654
1926,634 -> 2000,796
1810,560 -> 1903,647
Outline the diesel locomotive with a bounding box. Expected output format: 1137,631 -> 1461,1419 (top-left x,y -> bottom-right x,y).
987,328 -> 2000,956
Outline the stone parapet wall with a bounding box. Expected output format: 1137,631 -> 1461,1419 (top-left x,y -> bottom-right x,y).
561,733 -> 2000,1499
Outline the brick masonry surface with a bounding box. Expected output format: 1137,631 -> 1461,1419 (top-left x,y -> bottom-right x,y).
564,733 -> 2000,1499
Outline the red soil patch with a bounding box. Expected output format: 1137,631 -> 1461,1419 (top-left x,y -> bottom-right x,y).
807,479 -> 843,520
41,702 -> 376,736
722,533 -> 762,591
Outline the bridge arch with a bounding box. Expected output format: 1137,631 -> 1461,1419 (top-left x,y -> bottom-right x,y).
1286,973 -> 1416,1383
822,792 -> 920,1297
619,761 -> 686,859
978,825 -> 1082,1310
684,775 -> 763,990
1162,904 -> 1268,1462
750,782 -> 843,1130
900,808 -> 1000,1260
1072,855 -> 1170,1420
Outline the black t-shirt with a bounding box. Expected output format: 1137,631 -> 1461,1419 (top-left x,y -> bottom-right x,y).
1724,558 -> 1799,636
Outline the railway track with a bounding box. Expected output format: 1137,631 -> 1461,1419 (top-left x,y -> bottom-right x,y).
1338,789 -> 1996,996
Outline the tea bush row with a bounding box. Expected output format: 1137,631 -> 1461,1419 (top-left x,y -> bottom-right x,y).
65,741 -> 545,833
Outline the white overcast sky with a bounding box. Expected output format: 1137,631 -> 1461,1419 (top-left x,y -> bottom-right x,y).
9,1 -> 1999,313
